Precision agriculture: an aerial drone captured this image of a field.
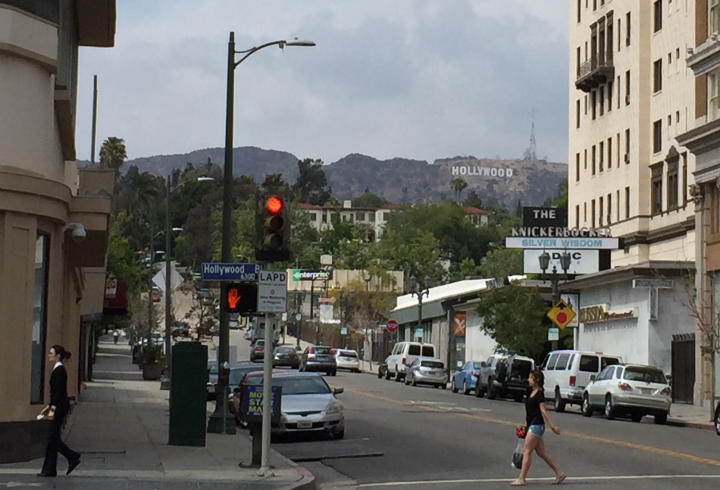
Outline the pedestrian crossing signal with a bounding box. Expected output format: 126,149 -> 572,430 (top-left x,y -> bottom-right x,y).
223,283 -> 258,314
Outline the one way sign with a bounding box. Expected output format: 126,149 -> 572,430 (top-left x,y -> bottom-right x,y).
258,271 -> 287,313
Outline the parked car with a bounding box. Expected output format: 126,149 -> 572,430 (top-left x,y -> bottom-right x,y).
405,358 -> 447,388
383,342 -> 437,381
451,361 -> 485,394
299,345 -> 337,376
477,354 -> 534,401
250,339 -> 266,362
272,345 -> 300,368
206,362 -> 263,400
715,400 -> 720,436
334,348 -> 360,372
231,368 -> 288,427
541,350 -> 622,412
240,371 -> 345,438
582,363 -> 671,424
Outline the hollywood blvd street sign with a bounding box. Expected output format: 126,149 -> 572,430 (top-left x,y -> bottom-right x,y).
201,262 -> 261,281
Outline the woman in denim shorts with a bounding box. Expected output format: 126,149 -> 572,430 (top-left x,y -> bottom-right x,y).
511,370 -> 566,486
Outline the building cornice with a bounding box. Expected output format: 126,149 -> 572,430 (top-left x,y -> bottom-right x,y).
687,39 -> 720,77
620,217 -> 695,247
559,261 -> 695,290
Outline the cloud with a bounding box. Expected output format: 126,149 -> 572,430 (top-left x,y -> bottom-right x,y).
75,0 -> 569,165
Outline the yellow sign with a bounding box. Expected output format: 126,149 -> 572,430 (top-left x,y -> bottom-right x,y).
547,299 -> 576,330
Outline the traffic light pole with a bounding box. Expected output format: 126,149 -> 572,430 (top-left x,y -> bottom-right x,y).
260,310 -> 273,475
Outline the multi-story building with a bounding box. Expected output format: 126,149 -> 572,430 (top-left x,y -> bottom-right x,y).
0,1 -> 116,462
677,0 -> 720,409
565,0 -> 700,404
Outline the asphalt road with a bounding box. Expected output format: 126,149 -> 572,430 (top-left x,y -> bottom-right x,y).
272,369 -> 720,489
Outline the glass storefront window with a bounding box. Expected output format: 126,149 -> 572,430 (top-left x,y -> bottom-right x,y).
30,234 -> 49,403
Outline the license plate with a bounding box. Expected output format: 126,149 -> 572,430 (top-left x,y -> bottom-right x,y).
297,420 -> 312,429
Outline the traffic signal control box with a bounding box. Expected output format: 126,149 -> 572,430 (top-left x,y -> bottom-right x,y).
223,283 -> 258,314
255,194 -> 290,262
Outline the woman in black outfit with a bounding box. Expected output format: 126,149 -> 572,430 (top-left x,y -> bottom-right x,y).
38,345 -> 81,477
510,370 -> 566,486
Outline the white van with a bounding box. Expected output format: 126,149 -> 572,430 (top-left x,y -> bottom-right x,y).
384,342 -> 437,381
541,350 -> 622,412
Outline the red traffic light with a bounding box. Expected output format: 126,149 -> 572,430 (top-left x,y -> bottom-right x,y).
266,196 -> 283,215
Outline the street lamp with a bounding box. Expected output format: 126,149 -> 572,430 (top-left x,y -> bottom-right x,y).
161,176 -> 214,391
363,270 -> 372,292
538,250 -> 571,349
208,31 -> 314,444
408,274 -> 431,342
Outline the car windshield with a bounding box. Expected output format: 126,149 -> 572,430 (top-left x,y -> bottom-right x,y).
623,367 -> 666,384
421,360 -> 443,368
421,346 -> 434,357
471,362 -> 483,370
408,345 -> 421,355
246,376 -> 331,395
229,365 -> 263,385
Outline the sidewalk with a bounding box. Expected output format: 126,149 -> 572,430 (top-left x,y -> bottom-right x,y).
0,336 -> 314,489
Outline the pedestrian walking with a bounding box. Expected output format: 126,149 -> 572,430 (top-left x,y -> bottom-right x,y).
113,329 -> 120,344
38,345 -> 81,477
510,370 -> 566,486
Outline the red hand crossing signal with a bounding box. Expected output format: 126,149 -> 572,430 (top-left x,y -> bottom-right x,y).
223,283 -> 258,314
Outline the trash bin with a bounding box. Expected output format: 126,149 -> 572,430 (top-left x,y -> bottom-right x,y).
169,342 -> 207,446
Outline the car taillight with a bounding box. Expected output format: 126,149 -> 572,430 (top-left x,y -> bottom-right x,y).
402,357 -> 407,365
471,371 -> 479,377
254,346 -> 261,351
330,348 -> 336,355
618,382 -> 632,391
660,387 -> 672,396
569,376 -> 576,387
308,347 -> 314,354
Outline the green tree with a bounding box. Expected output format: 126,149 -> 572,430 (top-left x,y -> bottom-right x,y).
475,284 -> 549,359
293,158 -> 332,205
463,190 -> 483,209
450,177 -> 468,204
99,136 -> 127,170
369,228 -> 444,284
479,248 -> 523,280
544,179 -> 568,221
319,212 -> 359,254
351,190 -> 389,208
105,226 -> 144,307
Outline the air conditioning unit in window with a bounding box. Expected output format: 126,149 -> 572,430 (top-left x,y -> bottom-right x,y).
624,153 -> 630,163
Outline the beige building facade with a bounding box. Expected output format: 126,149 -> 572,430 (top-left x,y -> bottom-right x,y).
0,1 -> 116,462
566,0 -> 702,405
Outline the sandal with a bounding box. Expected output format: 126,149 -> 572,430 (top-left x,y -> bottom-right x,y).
554,473 -> 567,484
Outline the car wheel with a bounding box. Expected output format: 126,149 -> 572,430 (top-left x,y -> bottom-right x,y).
378,368 -> 383,379
475,383 -> 484,398
582,393 -> 593,417
451,380 -> 459,393
604,395 -> 615,420
396,373 -> 404,382
487,378 -> 497,399
331,370 -> 337,377
354,369 -> 360,373
554,388 -> 566,412
404,375 -> 410,385
513,393 -> 523,402
654,411 -> 668,425
715,403 -> 720,436
385,369 -> 391,380
463,381 -> 471,395
441,383 -> 446,390
631,412 -> 643,422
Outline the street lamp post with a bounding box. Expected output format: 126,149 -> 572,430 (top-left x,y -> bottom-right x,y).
408,275 -> 431,342
208,31 -> 314,445
538,250 -> 571,350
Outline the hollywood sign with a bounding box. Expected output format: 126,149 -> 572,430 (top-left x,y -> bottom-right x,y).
451,166 -> 514,178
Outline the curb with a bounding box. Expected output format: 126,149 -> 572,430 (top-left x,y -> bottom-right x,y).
667,419 -> 715,431
273,448 -> 316,490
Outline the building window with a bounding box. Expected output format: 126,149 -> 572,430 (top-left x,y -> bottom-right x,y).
31,233 -> 50,404
578,0 -> 582,23
625,129 -> 630,163
309,212 -> 317,221
682,152 -> 688,205
599,141 -> 604,171
651,163 -> 663,214
576,99 -> 581,128
616,189 -> 620,220
592,145 -> 596,175
714,187 -> 720,233
653,0 -> 662,32
356,211 -> 365,221
599,86 -> 605,116
667,160 -> 678,209
591,200 -> 596,227
608,80 -> 613,110
709,72 -> 719,122
584,202 -> 587,222
584,149 -> 588,169
616,132 -> 621,167
599,196 -> 604,226
576,153 -> 580,181
369,212 -> 376,222
592,90 -> 597,119
653,120 -> 662,154
653,59 -> 662,92
607,193 -> 612,224
625,70 -> 631,105
710,0 -> 719,37
607,137 -> 612,168
617,75 -> 621,109
625,186 -> 630,219
626,12 -> 631,46
575,205 -> 580,228
322,212 -> 327,223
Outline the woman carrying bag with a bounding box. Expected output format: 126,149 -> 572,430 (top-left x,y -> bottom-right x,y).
38,345 -> 81,477
510,370 -> 566,486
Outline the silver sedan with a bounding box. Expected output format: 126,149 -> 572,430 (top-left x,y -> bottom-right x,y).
404,358 -> 447,389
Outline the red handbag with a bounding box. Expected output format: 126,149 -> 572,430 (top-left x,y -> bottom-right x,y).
515,425 -> 527,439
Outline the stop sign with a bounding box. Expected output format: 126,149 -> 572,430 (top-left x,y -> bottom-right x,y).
386,319 -> 398,332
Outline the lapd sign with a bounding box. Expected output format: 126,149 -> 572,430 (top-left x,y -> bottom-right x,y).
258,271 -> 287,313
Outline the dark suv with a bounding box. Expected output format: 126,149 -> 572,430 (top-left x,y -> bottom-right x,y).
299,345 -> 337,376
483,354 -> 535,401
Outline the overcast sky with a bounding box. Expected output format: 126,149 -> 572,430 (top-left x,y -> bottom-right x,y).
75,1 -> 569,165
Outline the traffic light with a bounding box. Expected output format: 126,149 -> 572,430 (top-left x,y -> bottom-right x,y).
255,194 -> 290,262
223,283 -> 258,314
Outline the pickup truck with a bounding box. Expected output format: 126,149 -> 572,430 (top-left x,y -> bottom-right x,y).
476,354 -> 535,401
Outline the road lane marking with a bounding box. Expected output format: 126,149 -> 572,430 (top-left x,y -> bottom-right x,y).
354,390 -> 720,468
356,474 -> 720,487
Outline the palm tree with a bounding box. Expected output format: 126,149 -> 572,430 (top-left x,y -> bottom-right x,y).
99,137 -> 127,170
450,177 -> 468,205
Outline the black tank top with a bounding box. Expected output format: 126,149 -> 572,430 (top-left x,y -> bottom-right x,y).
525,389 -> 545,427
